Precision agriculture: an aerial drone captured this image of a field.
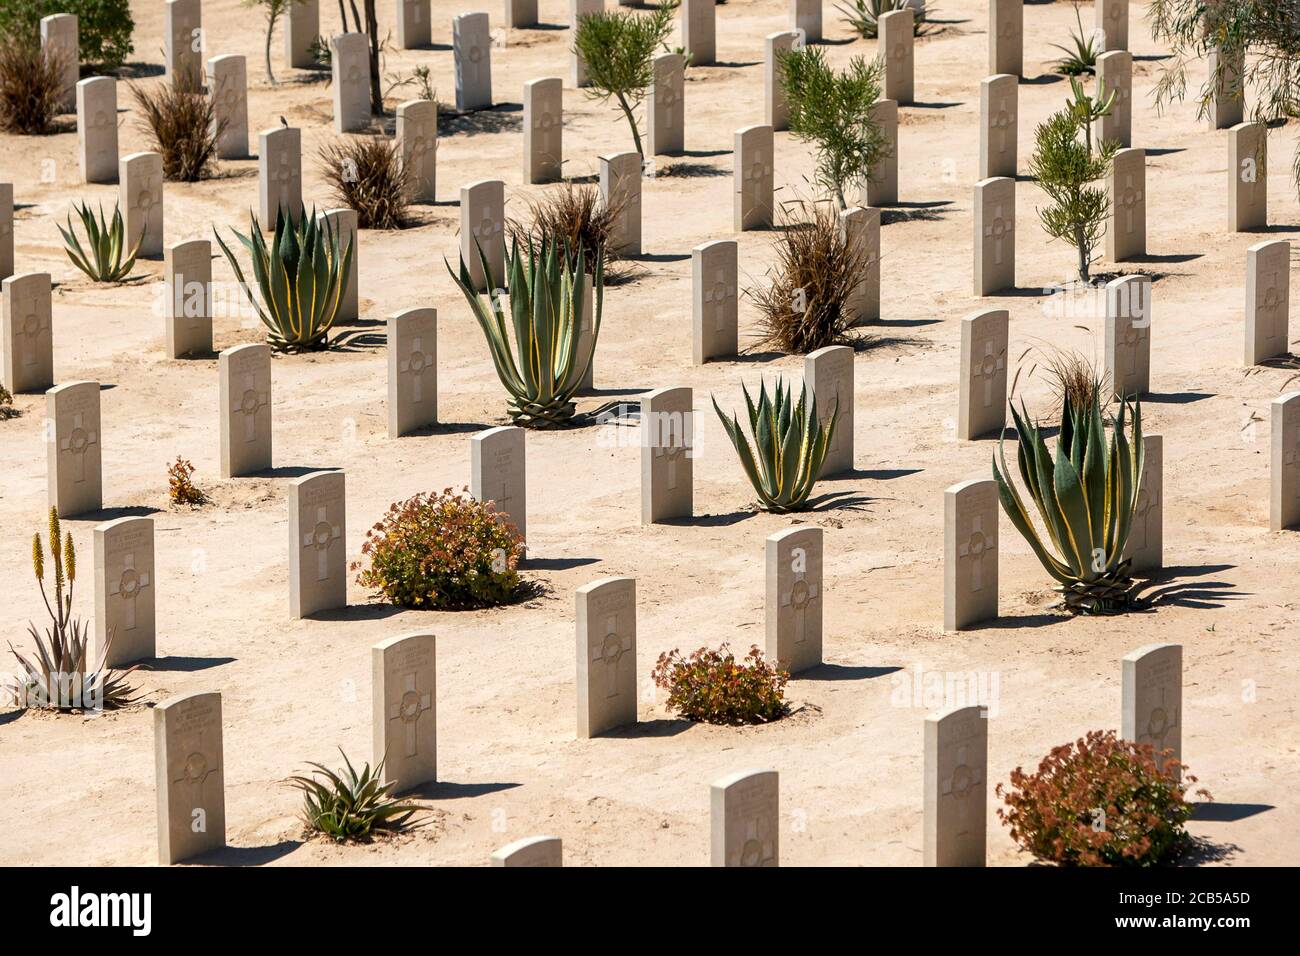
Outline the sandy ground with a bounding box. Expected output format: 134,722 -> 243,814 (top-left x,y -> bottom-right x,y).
1,0 -> 1298,867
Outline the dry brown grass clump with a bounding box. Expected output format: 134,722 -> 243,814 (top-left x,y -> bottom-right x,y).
507,182 -> 629,284
319,137 -> 409,230
749,199 -> 868,354
131,81 -> 223,181
0,38 -> 65,134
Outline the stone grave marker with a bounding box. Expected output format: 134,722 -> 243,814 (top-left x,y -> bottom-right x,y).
207,55 -> 249,159
154,691 -> 226,865
95,515 -> 155,667
879,8 -> 914,106
1121,643 -> 1182,775
2,272 -> 53,394
1245,239 -> 1291,365
398,0 -> 432,48
734,124 -> 774,231
1107,147 -> 1146,261
1104,274 -> 1151,398
601,152 -> 642,255
524,77 -> 563,183
1272,392 -> 1300,531
1208,47 -> 1244,130
165,0 -> 202,89
1096,0 -> 1129,52
989,0 -> 1023,77
397,99 -> 438,201
471,425 -> 526,540
862,99 -> 898,206
710,769 -> 778,867
1124,434 -> 1163,573
460,179 -> 505,291
1229,122 -> 1268,231
791,0 -> 821,44
958,308 -> 1008,441
641,386 -> 693,524
973,176 -> 1015,295
923,704 -> 987,866
289,470 -> 347,619
1,183 -> 12,281
387,307 -> 438,437
454,12 -> 493,112
840,205 -> 880,324
766,526 -> 823,674
40,14 -> 78,111
944,479 -> 997,630
218,343 -> 272,477
506,0 -> 539,29
805,345 -> 853,477
319,208 -> 359,322
682,0 -> 716,67
120,151 -> 164,259
647,53 -> 685,157
979,74 -> 1017,180
1094,51 -> 1132,148
332,33 -> 372,133
285,0 -> 320,69
576,576 -> 637,738
571,0 -> 603,87
491,836 -> 562,866
259,126 -> 302,229
47,380 -> 102,517
77,77 -> 119,184
165,239 -> 213,359
372,632 -> 437,791
692,239 -> 738,364
765,31 -> 800,131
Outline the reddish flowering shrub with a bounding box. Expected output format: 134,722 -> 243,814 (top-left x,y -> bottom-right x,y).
651,644 -> 789,725
996,729 -> 1209,867
354,488 -> 525,610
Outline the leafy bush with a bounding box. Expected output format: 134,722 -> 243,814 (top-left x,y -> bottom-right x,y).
997,730 -> 1209,867
355,489 -> 526,609
652,644 -> 789,725
319,137 -> 409,230
0,0 -> 134,69
290,750 -> 421,842
131,82 -> 223,181
506,182 -> 628,285
0,37 -> 65,134
167,456 -> 207,505
58,201 -> 143,282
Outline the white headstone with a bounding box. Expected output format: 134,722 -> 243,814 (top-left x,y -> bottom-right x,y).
1125,434 -> 1162,573
692,239 -> 737,364
681,0 -> 716,67
790,0 -> 821,44
154,691 -> 226,865
879,8 -> 914,106
164,0 -> 203,90
218,343 -> 272,477
973,176 -> 1015,295
764,31 -> 800,131
1107,147 -> 1146,261
524,77 -> 563,184
2,272 -> 54,394
47,380 -> 103,517
40,14 -> 78,111
862,99 -> 898,206
318,208 -> 359,322
77,76 -> 119,184
259,126 -> 302,229
575,576 -> 637,738
331,32 -> 372,133
289,470 -> 347,619
734,124 -> 774,231
207,55 -> 249,159
805,345 -> 853,477
710,769 -> 778,867
647,53 -> 685,157
1272,391 -> 1300,531
840,205 -> 880,325
492,835 -> 562,865
944,479 -> 998,630
1096,0 -> 1129,52
454,12 -> 493,112
373,632 -> 437,791
958,309 -> 1008,441
460,178 -> 505,291
923,704 -> 987,866
570,0 -> 603,87
1121,642 -> 1181,776
641,386 -> 693,524
988,0 -> 1023,77
397,99 -> 437,202
387,307 -> 438,437
1104,274 -> 1151,399
471,425 -> 527,540
1093,50 -> 1132,148
397,0 -> 432,49
95,515 -> 156,667
285,0 -> 321,69
766,526 -> 823,674
979,74 -> 1017,180
1229,121 -> 1267,232
165,239 -> 213,359
600,151 -> 642,255
1245,239 -> 1291,365
120,151 -> 164,259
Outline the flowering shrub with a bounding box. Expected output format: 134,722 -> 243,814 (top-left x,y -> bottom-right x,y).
651,644 -> 789,725
996,729 -> 1209,867
354,488 -> 524,610
167,456 -> 207,505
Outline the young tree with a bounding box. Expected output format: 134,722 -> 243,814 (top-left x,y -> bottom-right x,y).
244,0 -> 305,86
573,2 -> 676,156
779,47 -> 887,210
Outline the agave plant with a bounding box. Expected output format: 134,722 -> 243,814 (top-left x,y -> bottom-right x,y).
713,378 -> 836,513
448,237 -> 603,428
837,0 -> 933,39
57,202 -> 144,283
1050,3 -> 1101,76
993,377 -> 1144,614
289,750 -> 422,842
4,508 -> 136,711
215,206 -> 353,352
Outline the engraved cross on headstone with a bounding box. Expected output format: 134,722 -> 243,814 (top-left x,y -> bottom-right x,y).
593,613 -> 632,698
942,744 -> 982,824
781,575 -> 819,645
172,730 -> 220,801
235,374 -> 268,444
302,506 -> 341,582
399,336 -> 430,404
985,206 -> 1013,266
17,303 -> 48,368
60,413 -> 99,483
706,268 -> 735,333
739,814 -> 776,867
110,552 -> 151,630
958,515 -> 994,592
388,670 -> 432,758
1142,687 -> 1177,753
975,340 -> 1005,408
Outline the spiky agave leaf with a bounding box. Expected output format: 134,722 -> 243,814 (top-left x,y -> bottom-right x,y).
289,749 -> 421,842
58,201 -> 143,282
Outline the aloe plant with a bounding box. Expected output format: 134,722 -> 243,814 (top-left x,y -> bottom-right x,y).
1050,3 -> 1100,76
215,205 -> 353,352
289,749 -> 422,842
713,377 -> 836,513
993,380 -> 1144,614
58,201 -> 143,282
448,237 -> 603,428
837,0 -> 933,39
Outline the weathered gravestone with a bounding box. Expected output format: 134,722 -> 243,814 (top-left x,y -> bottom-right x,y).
95,515 -> 155,667
47,380 -> 102,517
601,152 -> 642,255
571,0 -> 603,87
460,179 -> 506,291
790,0 -> 821,44
879,8 -> 914,106
524,77 -> 563,183
1208,46 -> 1244,130
491,836 -> 562,866
1245,239 -> 1291,365
154,691 -> 226,865
397,0 -> 432,48
958,308 -> 1008,441
164,0 -> 202,89
289,470 -> 347,619
944,479 -> 997,631
120,151 -> 164,259
734,125 -> 774,231
1229,122 -> 1268,231
692,239 -> 738,364
973,177 -> 1015,295
505,0 -> 539,29
332,33 -> 372,133
471,425 -> 527,540
259,126 -> 302,229
641,386 -> 693,524
1107,147 -> 1146,261
575,576 -> 637,738
924,704 -> 987,866
979,74 -> 1017,180
1272,392 -> 1300,531
454,12 -> 493,112
681,0 -> 716,67
285,0 -> 320,69
1096,0 -> 1129,52
77,77 -> 119,184
1104,274 -> 1151,399
862,99 -> 898,206
372,632 -> 437,791
765,31 -> 800,131
1122,643 -> 1181,776
387,307 -> 438,437
218,343 -> 272,477
766,526 -> 823,675
40,14 -> 78,111
0,183 -> 12,281
397,99 -> 438,201
319,208 -> 359,322
840,205 -> 880,324
988,0 -> 1022,77
2,272 -> 53,394
647,53 -> 685,157
710,769 -> 779,867
164,239 -> 213,359
207,55 -> 249,159
1094,51 -> 1132,148
1124,434 -> 1163,573
805,345 -> 853,477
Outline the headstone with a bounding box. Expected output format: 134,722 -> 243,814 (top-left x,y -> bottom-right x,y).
1107,147 -> 1146,261
289,470 -> 347,619
164,239 -> 213,359
681,0 -> 716,67
734,124 -> 774,231
372,632 -> 437,791
958,309 -> 1008,441
454,12 -> 493,112
766,526 -> 822,674
120,151 -> 163,259
387,307 -> 438,437
1208,47 -> 1244,130
647,53 -> 685,157
397,0 -> 432,48
1125,434 -> 1163,573
764,32 -> 799,131
77,77 -> 118,184
923,704 -> 987,866
505,0 -> 539,29
1229,122 -> 1267,232
641,386 -> 693,523
207,55 -> 248,159
710,769 -> 778,867
840,205 -> 880,324
2,272 -> 54,394
1121,643 -> 1181,775
1272,391 -> 1300,531
319,208 -> 358,322
259,126 -> 302,229
790,0 -> 821,44
397,99 -> 438,202
973,176 -> 1015,295
571,0 -> 603,87
95,516 -> 155,667
154,691 -> 226,865
1093,51 -> 1132,148
1104,274 -> 1151,399
988,0 -> 1022,77
1245,239 -> 1291,365
471,425 -> 526,540
0,183 -> 12,281
47,380 -> 102,517
1096,0 -> 1129,52
576,271 -> 595,390
805,345 -> 853,477
164,0 -> 202,91
862,99 -> 898,206
575,576 -> 637,738
40,14 -> 78,111
944,479 -> 998,630
460,178 -> 505,291
979,74 -> 1017,180
524,77 -> 563,184
692,239 -> 737,364
879,8 -> 914,106
218,343 -> 272,477
491,836 -> 562,866
331,33 -> 371,133
600,151 -> 642,255
285,0 -> 320,69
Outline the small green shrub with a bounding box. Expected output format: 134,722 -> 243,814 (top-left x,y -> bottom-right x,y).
58,201 -> 143,282
290,750 -> 421,842
355,489 -> 525,609
0,0 -> 135,69
1050,3 -> 1101,76
997,729 -> 1209,867
652,644 -> 790,725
